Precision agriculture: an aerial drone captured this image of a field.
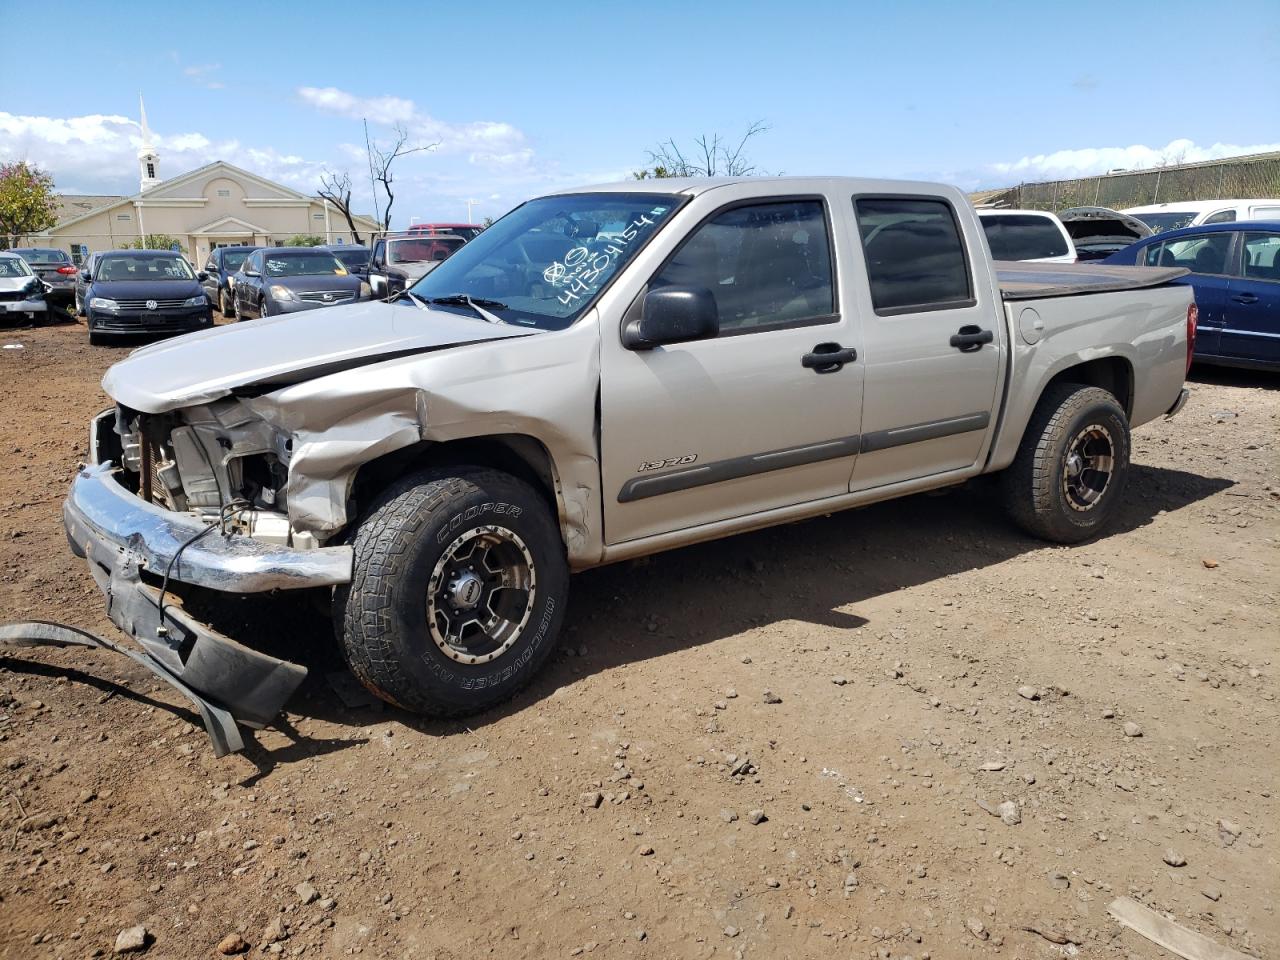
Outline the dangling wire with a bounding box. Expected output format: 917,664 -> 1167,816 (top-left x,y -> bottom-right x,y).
156,499 -> 252,637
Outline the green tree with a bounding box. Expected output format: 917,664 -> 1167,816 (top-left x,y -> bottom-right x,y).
0,161 -> 59,247
284,234 -> 325,246
121,234 -> 184,251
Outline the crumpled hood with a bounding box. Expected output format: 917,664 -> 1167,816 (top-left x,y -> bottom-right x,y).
102,300 -> 540,413
0,275 -> 41,293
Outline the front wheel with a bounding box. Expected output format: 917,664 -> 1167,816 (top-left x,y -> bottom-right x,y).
336,468 -> 568,717
1001,383 -> 1130,543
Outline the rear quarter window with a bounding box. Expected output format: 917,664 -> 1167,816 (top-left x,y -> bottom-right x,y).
855,197 -> 974,314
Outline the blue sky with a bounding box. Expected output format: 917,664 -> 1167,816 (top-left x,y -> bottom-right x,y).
2,0 -> 1277,225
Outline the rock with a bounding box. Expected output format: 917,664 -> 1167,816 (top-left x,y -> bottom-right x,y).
1162,849 -> 1186,867
113,926 -> 149,954
1101,707 -> 1115,718
831,676 -> 848,686
1202,558 -> 1219,569
719,809 -> 739,823
216,933 -> 249,955
747,809 -> 766,825
1047,871 -> 1070,890
843,872 -> 858,894
1017,686 -> 1040,701
1218,819 -> 1242,846
1202,885 -> 1222,902
723,926 -> 740,938
261,917 -> 288,944
765,877 -> 780,888
966,918 -> 989,940
997,800 -> 1021,825
978,761 -> 1006,772
636,845 -> 654,857
295,881 -> 318,905
763,690 -> 782,704
1123,721 -> 1143,738
580,791 -> 603,809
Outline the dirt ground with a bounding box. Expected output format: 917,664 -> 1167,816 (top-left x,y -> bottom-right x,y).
0,320 -> 1275,960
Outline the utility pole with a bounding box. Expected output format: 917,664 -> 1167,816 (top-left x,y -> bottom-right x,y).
465,199 -> 481,224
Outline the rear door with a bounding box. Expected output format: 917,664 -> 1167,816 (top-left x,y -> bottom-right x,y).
848,195 -> 1003,491
600,191 -> 865,545
1139,232 -> 1234,358
1222,231 -> 1280,365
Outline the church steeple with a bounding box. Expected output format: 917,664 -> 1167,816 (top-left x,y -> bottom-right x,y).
138,94 -> 160,193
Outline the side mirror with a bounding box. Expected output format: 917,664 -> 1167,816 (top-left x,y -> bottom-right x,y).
196,271 -> 209,282
80,270 -> 91,281
623,286 -> 719,350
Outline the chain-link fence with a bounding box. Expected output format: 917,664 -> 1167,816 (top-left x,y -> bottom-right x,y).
975,151 -> 1280,211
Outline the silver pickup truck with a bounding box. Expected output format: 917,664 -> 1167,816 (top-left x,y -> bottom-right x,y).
55,177 -> 1195,753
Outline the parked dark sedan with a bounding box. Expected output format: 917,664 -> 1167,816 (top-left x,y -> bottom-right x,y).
1103,220 -> 1280,370
200,245 -> 259,317
82,250 -> 214,346
232,247 -> 368,320
74,252 -> 101,316
9,247 -> 77,319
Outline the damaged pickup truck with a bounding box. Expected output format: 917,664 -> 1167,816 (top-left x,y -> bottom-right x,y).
51,177 -> 1196,754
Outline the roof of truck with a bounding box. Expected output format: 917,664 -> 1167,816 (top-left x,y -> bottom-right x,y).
545,176 -> 967,198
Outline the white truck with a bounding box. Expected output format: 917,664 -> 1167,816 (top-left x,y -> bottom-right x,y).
49,176 -> 1196,754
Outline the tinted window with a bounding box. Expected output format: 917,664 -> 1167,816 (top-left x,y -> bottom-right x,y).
1241,232 -> 1280,281
13,248 -> 70,265
330,249 -> 370,270
96,256 -> 194,281
855,197 -> 972,313
1141,233 -> 1233,274
263,252 -> 346,277
221,250 -> 250,272
979,214 -> 1070,260
1203,209 -> 1236,224
650,199 -> 834,334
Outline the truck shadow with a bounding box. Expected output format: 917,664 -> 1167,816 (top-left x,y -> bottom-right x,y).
195,460 -> 1232,773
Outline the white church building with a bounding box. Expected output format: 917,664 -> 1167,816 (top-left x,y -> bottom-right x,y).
40,99 -> 380,265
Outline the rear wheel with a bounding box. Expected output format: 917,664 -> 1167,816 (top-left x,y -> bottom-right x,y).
1002,383 -> 1130,543
336,468 -> 568,716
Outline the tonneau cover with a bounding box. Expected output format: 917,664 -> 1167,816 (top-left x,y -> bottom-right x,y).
997,260 -> 1188,301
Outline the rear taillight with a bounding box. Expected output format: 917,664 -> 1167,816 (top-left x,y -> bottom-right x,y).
1186,303 -> 1198,374
56,265 -> 77,275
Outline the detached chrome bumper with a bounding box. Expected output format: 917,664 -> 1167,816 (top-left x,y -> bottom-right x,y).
63,462 -> 352,593
56,461 -> 353,755
1165,387 -> 1191,419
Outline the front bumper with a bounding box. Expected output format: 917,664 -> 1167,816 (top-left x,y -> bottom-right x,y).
270,296 -> 358,314
58,459 -> 353,754
1,297 -> 47,315
89,307 -> 212,334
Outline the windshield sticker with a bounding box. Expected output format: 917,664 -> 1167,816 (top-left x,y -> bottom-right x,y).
542,214 -> 657,306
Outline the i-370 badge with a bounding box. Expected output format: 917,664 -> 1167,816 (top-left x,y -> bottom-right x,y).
638,454 -> 697,472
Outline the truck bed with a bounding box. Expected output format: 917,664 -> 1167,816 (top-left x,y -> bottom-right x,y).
996,261 -> 1188,301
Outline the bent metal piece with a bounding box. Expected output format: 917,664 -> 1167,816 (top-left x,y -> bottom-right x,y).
0,620 -> 244,757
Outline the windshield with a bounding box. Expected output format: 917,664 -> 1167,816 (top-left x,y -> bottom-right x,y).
1132,211 -> 1198,233
12,249 -> 69,265
980,214 -> 1070,260
407,193 -> 680,329
0,258 -> 33,278
96,256 -> 195,281
264,252 -> 347,277
389,237 -> 463,264
331,248 -> 370,269
221,250 -> 251,272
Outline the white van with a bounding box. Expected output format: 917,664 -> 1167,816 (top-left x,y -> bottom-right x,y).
1123,199 -> 1280,234
976,209 -> 1077,262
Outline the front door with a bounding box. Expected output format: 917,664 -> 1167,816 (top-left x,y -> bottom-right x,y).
1222,230 -> 1280,365
848,195 -> 1003,491
600,196 -> 865,545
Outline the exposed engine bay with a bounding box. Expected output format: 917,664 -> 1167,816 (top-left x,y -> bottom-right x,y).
106,400 -> 321,550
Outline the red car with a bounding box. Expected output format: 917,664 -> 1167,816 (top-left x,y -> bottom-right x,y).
406,223 -> 484,242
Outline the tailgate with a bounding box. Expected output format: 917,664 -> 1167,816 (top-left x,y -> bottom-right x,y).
997,261 -> 1188,301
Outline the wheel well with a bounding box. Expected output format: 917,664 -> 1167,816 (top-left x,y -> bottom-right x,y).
350,434 -> 560,521
1045,357 -> 1133,417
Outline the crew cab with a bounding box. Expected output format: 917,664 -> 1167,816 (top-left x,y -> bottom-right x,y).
58,177 -> 1194,754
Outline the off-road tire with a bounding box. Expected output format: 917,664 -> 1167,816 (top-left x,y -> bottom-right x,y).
336,468 -> 568,717
1002,383 -> 1130,543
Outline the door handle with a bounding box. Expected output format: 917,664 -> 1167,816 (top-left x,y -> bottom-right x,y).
1231,293 -> 1258,304
801,342 -> 857,373
950,325 -> 994,352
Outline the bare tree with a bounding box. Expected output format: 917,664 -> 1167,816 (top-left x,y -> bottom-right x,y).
635,121 -> 771,179
317,170 -> 365,244
367,122 -> 438,232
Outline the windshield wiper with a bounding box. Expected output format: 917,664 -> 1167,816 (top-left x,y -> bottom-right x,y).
404,290 -> 431,311
427,294 -> 508,324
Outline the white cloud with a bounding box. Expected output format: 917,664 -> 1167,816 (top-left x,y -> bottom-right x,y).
990,138 -> 1280,182
296,85 -> 529,166
0,111 -> 330,196
182,62 -> 224,90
